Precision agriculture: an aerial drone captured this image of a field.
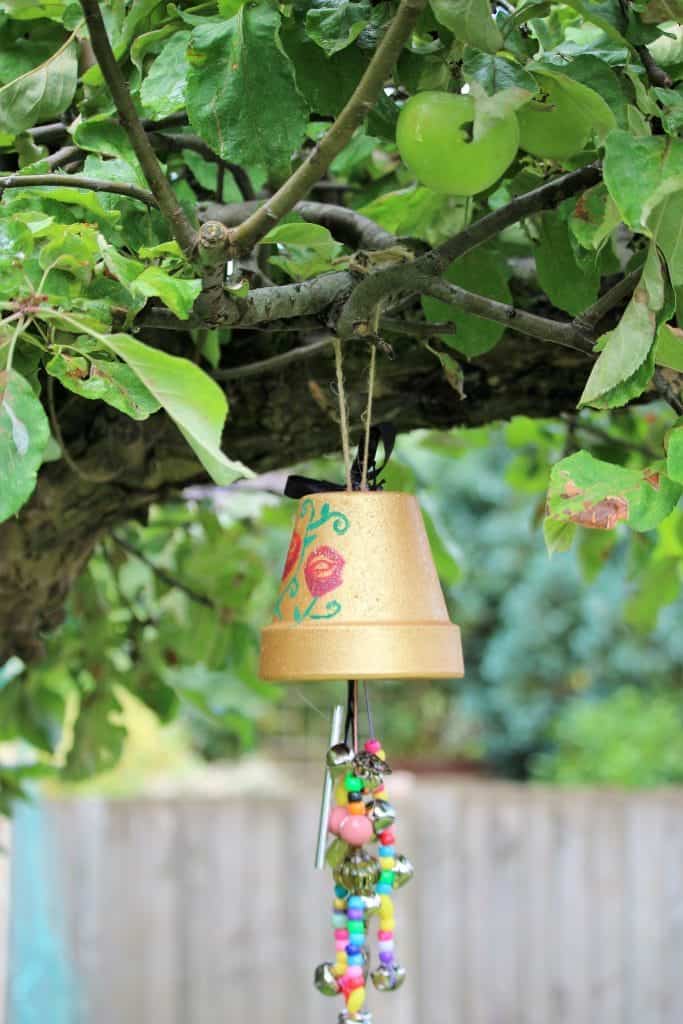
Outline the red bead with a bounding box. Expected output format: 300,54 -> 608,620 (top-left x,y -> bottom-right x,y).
379,829 -> 396,845
365,739 -> 381,754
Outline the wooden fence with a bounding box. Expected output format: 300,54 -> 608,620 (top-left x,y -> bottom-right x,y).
39,781 -> 683,1024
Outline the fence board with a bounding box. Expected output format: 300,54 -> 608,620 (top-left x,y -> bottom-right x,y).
36,782 -> 683,1024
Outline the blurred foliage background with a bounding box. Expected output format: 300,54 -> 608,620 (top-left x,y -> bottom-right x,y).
3,409 -> 683,802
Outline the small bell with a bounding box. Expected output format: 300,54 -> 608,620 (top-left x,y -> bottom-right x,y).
392,854 -> 415,889
327,742 -> 355,776
338,1012 -> 373,1023
353,750 -> 391,788
368,798 -> 396,834
333,849 -> 380,896
371,963 -> 407,992
314,962 -> 340,996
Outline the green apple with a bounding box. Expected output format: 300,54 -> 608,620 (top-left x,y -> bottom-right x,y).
517,74 -> 607,160
396,91 -> 520,197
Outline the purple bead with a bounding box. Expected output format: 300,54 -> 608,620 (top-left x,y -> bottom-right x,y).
347,907 -> 364,921
379,951 -> 395,965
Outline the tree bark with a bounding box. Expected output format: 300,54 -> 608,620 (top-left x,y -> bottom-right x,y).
0,325 -> 588,664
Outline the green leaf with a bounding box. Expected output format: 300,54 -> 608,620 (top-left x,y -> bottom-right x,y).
45,343 -> 161,421
263,220 -> 343,280
132,268 -> 202,320
526,66 -> 617,144
666,424 -> 683,484
0,37 -> 77,135
647,189 -> 683,286
422,247 -> 512,356
63,689 -> 127,781
99,333 -> 252,485
305,0 -> 372,54
430,0 -> 503,53
568,184 -> 621,252
546,450 -> 681,533
358,186 -> 469,246
543,516 -> 577,554
71,116 -> 137,164
535,210 -> 600,315
579,246 -> 662,408
655,323 -> 683,372
0,369 -> 50,523
604,130 -> 683,230
140,30 -> 191,118
555,54 -> 627,128
281,19 -> 366,116
462,48 -> 537,94
186,5 -> 308,173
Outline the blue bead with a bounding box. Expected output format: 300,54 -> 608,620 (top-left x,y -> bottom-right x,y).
335,885 -> 348,899
353,934 -> 366,947
347,895 -> 364,909
346,943 -> 361,956
377,883 -> 392,894
348,954 -> 364,966
379,845 -> 395,857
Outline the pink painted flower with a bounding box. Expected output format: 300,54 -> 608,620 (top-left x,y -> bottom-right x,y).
304,545 -> 345,597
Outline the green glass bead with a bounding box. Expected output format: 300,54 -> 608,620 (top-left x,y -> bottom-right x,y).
345,774 -> 363,793
380,870 -> 395,885
348,920 -> 365,934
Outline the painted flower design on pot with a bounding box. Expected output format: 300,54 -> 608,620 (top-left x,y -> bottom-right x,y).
282,530 -> 302,580
304,546 -> 345,597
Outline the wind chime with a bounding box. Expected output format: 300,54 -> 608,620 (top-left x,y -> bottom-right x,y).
259,342 -> 464,1022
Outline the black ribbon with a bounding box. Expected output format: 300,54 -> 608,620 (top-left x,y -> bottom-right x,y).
284,423 -> 396,499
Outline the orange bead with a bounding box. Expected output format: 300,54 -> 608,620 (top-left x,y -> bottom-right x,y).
348,802 -> 366,816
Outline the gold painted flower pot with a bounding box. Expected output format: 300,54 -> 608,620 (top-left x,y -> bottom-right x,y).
259,491 -> 464,682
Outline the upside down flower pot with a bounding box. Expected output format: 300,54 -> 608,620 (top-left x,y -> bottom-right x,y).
259,490 -> 464,682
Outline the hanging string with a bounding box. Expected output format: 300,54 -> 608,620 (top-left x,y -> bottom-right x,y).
332,337 -> 353,492
363,681 -> 375,740
360,345 -> 377,492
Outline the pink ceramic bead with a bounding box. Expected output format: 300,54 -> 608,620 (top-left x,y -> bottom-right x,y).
365,739 -> 381,754
335,939 -> 347,951
328,805 -> 348,835
339,814 -> 373,847
378,930 -> 393,940
334,929 -> 349,940
346,966 -> 363,978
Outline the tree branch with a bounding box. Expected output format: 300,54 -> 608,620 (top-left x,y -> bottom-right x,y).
111,535 -> 215,609
574,268 -> 641,333
228,0 -> 427,253
213,333 -> 334,380
200,198 -> 398,251
149,132 -> 255,200
337,164 -> 602,337
423,279 -> 594,354
636,44 -> 673,88
0,173 -> 156,205
79,0 -> 197,256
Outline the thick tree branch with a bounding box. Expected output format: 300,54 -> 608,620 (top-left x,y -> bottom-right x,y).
79,0 -> 197,256
0,173 -> 156,205
229,0 -> 427,253
200,198 -> 398,251
423,279 -> 594,354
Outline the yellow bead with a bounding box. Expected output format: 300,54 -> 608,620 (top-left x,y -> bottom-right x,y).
332,962 -> 346,978
379,856 -> 395,870
334,781 -> 347,805
380,917 -> 396,931
379,895 -> 394,914
347,988 -> 366,1015
378,749 -> 386,760
334,899 -> 346,910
